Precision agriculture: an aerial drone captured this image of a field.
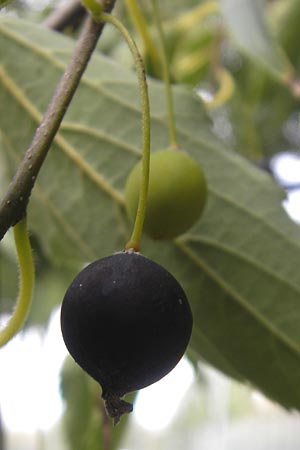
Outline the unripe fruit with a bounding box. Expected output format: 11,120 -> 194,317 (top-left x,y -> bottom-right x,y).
125,149 -> 207,239
60,251 -> 192,422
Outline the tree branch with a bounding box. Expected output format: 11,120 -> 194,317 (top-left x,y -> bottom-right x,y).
43,0 -> 86,32
0,0 -> 117,241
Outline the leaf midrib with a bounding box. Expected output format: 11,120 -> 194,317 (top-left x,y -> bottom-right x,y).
0,130 -> 98,260
191,325 -> 245,381
180,233 -> 300,299
60,122 -> 141,156
0,22 -> 157,119
175,239 -> 300,360
0,65 -> 124,204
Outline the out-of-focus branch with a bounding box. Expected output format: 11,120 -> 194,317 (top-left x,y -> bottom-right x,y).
43,0 -> 86,32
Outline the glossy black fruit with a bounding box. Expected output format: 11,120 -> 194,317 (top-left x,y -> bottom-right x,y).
61,251 -> 192,422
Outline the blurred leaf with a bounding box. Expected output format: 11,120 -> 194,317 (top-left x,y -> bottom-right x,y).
172,28 -> 214,84
0,0 -> 12,7
202,67 -> 235,110
220,0 -> 298,90
166,1 -> 219,34
275,0 -> 300,70
25,265 -> 73,328
60,357 -> 131,450
1,17 -> 300,413
166,2 -> 220,84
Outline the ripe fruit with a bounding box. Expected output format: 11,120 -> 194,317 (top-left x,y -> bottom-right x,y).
60,251 -> 192,422
125,149 -> 207,239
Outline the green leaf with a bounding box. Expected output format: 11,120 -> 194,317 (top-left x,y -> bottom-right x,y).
1,17 -> 300,412
275,0 -> 300,68
25,265 -> 72,328
0,223 -> 73,329
220,0 -> 296,85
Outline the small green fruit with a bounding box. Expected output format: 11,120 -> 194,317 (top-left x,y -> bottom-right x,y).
125,149 -> 207,239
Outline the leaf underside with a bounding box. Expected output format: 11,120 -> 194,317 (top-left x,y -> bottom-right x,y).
1,18 -> 300,411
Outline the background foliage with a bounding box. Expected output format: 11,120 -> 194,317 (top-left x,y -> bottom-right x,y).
1,0 -> 300,448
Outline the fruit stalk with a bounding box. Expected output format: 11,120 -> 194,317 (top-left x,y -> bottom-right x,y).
96,12 -> 151,251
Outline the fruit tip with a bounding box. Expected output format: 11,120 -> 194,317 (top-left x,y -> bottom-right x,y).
103,392 -> 133,424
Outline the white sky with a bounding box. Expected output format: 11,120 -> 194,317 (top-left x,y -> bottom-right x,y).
0,308 -> 195,433
0,309 -> 67,432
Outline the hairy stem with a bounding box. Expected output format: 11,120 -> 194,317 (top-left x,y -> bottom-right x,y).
0,217 -> 34,347
0,0 -> 117,241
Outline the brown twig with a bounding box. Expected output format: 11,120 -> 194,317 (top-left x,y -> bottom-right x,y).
0,0 -> 117,241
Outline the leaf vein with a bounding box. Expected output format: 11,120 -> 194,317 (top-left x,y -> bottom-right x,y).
175,240 -> 300,359
180,234 -> 300,294
0,65 -> 124,204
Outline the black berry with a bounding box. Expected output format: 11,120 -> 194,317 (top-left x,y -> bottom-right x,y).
60,251 -> 193,422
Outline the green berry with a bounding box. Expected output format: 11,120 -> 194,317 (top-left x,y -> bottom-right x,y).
125,149 -> 207,239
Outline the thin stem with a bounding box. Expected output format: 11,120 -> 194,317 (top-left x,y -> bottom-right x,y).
0,217 -> 34,347
0,0 -> 117,242
124,0 -> 160,77
99,13 -> 151,252
151,0 -> 178,149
